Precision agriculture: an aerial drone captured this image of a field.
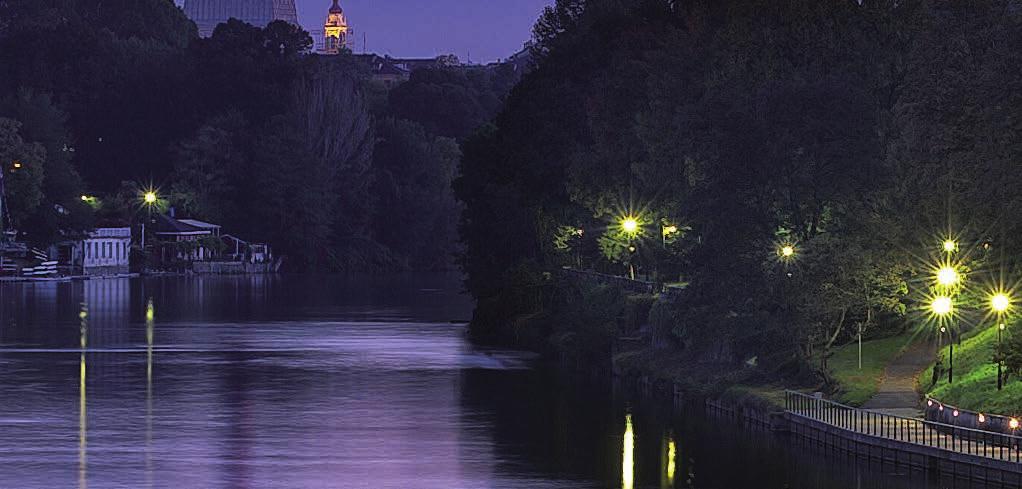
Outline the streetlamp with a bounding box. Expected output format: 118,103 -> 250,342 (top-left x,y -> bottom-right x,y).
943,239 -> 958,254
140,190 -> 158,251
621,217 -> 639,236
620,217 -> 640,280
936,266 -> 959,287
777,244 -> 796,264
992,292 -> 1011,390
932,296 -> 954,383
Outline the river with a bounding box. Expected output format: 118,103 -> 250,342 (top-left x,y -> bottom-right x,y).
0,274 -> 987,488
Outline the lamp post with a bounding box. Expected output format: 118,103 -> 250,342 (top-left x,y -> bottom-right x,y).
933,296 -> 954,383
620,217 -> 640,280
140,191 -> 158,251
780,245 -> 795,260
992,293 -> 1011,390
943,239 -> 958,254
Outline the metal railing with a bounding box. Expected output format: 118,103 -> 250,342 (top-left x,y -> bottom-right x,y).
786,391 -> 1022,463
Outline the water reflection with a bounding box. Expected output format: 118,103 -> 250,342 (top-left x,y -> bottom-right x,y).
0,275 -> 998,488
664,434 -> 676,488
623,413 -> 634,489
145,297 -> 154,489
78,303 -> 87,489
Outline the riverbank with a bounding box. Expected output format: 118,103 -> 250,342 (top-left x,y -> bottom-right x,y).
471,269 -> 939,421
469,270 -> 820,417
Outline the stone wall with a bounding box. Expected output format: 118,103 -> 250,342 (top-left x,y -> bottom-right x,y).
84,265 -> 130,277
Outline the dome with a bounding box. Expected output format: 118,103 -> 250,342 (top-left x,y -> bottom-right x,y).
183,0 -> 300,37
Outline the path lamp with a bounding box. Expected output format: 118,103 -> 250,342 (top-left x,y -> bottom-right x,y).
933,296 -> 954,383
661,224 -> 678,249
936,266 -> 959,288
621,217 -> 639,236
943,239 -> 958,254
777,244 -> 796,266
992,293 -> 1011,390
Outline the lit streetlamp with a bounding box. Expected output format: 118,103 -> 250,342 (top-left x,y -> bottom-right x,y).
936,266 -> 959,287
621,217 -> 639,236
932,296 -> 954,383
943,239 -> 958,254
140,190 -> 158,251
992,292 -> 1011,390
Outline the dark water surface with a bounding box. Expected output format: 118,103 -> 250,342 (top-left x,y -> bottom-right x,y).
0,275 -> 984,488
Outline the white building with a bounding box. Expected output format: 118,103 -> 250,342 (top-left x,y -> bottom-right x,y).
80,227 -> 131,276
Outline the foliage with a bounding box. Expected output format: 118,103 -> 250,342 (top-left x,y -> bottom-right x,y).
386,67 -> 513,140
370,118 -> 461,270
0,118 -> 46,229
929,325 -> 1022,415
0,0 -> 480,271
455,0 -> 1022,378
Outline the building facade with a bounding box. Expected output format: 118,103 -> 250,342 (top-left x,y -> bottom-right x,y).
154,215 -> 222,263
79,228 -> 132,276
183,0 -> 299,37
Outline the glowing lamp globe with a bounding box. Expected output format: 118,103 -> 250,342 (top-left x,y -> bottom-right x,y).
144,192 -> 158,204
621,218 -> 639,234
943,240 -> 957,253
992,293 -> 1011,313
931,296 -> 953,316
781,245 -> 795,258
936,267 -> 959,287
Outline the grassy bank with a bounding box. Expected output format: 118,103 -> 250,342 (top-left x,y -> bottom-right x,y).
827,333 -> 917,406
923,325 -> 1022,415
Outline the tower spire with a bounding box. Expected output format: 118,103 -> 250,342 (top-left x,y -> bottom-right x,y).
321,0 -> 349,55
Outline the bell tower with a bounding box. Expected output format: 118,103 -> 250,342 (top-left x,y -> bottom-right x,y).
322,0 -> 350,55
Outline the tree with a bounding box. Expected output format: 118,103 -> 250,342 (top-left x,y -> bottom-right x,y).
0,118 -> 46,230
371,118 -> 461,270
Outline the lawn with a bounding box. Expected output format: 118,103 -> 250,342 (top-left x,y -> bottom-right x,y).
828,333 -> 918,406
924,325 -> 1022,415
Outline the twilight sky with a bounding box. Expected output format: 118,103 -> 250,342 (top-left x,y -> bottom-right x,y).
297,0 -> 553,62
178,0 -> 554,63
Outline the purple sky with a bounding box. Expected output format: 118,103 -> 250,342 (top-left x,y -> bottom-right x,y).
178,0 -> 553,63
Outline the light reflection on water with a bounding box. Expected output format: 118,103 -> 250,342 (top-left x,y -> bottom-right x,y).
0,275 -> 992,488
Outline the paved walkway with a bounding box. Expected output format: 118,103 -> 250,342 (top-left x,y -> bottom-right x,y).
861,338 -> 937,418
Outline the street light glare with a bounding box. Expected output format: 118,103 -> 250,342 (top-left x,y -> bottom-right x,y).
936,266 -> 959,287
992,293 -> 1011,313
943,240 -> 957,253
663,225 -> 678,236
621,217 -> 639,234
780,245 -> 795,258
144,191 -> 158,204
931,296 -> 953,316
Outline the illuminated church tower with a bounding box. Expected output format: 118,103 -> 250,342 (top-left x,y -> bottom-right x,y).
321,0 -> 350,55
